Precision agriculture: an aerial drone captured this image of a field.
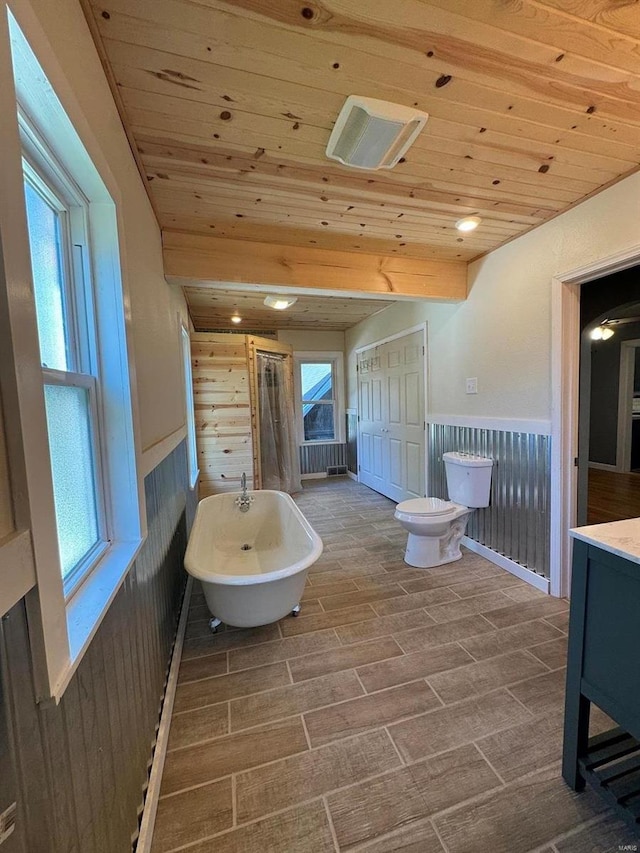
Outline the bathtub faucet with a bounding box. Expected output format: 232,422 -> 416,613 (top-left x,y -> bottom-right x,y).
235,472 -> 254,512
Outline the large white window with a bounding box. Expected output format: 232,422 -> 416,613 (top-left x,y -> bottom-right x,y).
294,352 -> 345,444
3,14 -> 142,696
22,144 -> 108,595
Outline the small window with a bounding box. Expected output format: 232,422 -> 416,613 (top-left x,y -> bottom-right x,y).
295,353 -> 345,444
181,325 -> 198,488
23,157 -> 108,593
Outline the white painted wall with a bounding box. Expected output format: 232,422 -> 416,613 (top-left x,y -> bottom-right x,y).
8,0 -> 190,455
346,173 -> 640,420
277,329 -> 345,352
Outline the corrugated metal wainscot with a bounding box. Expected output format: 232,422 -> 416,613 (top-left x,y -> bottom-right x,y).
0,440 -> 194,853
299,442 -> 348,476
428,425 -> 551,578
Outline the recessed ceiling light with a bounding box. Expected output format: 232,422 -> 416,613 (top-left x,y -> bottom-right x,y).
455,215 -> 482,232
231,314 -> 242,324
264,295 -> 298,310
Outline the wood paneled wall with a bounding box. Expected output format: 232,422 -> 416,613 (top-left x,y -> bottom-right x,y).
0,441 -> 193,853
191,333 -> 254,497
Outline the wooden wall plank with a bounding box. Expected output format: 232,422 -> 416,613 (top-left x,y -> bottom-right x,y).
191,333 -> 256,496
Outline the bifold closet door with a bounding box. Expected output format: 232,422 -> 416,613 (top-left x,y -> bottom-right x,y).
358,330 -> 425,502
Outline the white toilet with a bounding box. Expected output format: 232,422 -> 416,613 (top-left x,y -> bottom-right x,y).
394,451 -> 493,569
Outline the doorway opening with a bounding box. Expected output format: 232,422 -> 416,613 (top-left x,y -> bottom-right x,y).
552,255 -> 640,597
578,273 -> 640,527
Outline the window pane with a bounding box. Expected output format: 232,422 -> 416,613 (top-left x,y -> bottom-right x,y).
303,402 -> 335,441
301,362 -> 333,401
44,384 -> 99,580
23,180 -> 69,371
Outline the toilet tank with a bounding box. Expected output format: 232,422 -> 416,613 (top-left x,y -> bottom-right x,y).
443,451 -> 493,508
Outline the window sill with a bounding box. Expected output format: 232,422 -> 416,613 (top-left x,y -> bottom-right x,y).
56,538 -> 143,700
300,439 -> 345,446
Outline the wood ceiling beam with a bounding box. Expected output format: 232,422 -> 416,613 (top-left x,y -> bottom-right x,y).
163,232 -> 467,301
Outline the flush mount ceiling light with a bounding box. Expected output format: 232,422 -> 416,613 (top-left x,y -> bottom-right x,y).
231,314 -> 242,324
325,96 -> 429,170
455,215 -> 482,232
264,295 -> 298,310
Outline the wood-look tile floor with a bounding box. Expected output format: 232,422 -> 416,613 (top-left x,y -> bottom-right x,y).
152,478 -> 637,853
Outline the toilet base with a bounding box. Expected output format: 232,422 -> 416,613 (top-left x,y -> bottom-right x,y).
402,513 -> 471,569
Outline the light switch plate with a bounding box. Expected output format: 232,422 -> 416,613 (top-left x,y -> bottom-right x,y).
466,377 -> 478,394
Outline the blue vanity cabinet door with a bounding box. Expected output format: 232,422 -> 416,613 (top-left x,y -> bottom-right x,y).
562,538 -> 640,813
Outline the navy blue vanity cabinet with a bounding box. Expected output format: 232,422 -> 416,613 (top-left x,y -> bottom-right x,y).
562,535 -> 640,830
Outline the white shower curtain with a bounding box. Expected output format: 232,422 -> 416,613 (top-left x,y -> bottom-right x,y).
257,353 -> 302,494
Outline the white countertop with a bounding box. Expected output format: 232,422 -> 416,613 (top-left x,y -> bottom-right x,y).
570,517 -> 640,565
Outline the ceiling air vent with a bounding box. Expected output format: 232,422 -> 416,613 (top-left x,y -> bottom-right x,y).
326,96 -> 428,170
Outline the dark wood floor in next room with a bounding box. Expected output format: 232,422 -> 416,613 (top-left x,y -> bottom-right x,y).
587,467 -> 640,525
151,478 -> 637,853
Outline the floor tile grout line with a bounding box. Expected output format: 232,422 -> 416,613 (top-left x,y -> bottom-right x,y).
406,636 -> 556,680
231,773 -> 237,828
236,750 -> 409,829
160,796 -> 338,853
535,811 -> 611,851
430,816 -> 453,853
423,675 -> 449,708
322,795 -> 341,853
178,643 -> 557,732
285,658 -> 294,684
181,633 -> 290,662
175,660 -> 290,693
471,739 -> 508,787
383,724 -> 407,766
300,713 -> 312,750
521,646 -> 555,671
288,646 -> 407,686
167,721 -> 418,801
158,771 -> 233,802
504,685 -> 539,717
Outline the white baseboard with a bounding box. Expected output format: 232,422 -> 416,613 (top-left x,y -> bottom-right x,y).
461,537 -> 551,594
301,472 -> 328,480
588,461 -> 618,472
346,470 -> 358,481
136,575 -> 193,853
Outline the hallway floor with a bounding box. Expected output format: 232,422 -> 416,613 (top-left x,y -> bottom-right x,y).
151,479 -> 636,852
587,467 -> 640,524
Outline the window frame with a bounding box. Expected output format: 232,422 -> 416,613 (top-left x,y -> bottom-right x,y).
22,138 -> 113,597
4,12 -> 144,699
294,351 -> 345,446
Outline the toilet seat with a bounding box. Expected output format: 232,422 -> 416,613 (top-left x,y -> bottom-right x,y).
395,497 -> 455,517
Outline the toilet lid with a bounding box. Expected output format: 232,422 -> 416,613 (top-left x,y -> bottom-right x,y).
396,497 -> 454,516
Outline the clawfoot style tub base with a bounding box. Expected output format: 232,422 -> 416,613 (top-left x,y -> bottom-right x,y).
208,604 -> 302,633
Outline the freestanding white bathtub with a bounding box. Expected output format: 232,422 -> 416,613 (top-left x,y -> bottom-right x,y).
184,490 -> 323,629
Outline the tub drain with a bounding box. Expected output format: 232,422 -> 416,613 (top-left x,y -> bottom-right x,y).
240,544 -> 252,551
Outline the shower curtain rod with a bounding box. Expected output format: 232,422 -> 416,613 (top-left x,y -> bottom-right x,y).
258,351 -> 287,361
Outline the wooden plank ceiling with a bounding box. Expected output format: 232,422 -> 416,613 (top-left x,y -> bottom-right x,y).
186,286 -> 395,330
83,0 -> 640,325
